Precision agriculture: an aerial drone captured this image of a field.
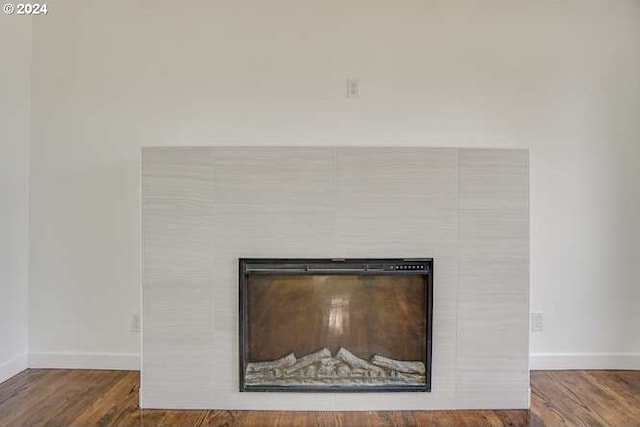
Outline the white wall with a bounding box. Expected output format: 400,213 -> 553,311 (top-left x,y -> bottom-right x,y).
0,17 -> 31,382
29,0 -> 640,369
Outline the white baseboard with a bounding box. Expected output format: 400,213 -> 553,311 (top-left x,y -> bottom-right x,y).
29,352 -> 140,371
0,354 -> 28,384
22,352 -> 640,373
530,353 -> 640,370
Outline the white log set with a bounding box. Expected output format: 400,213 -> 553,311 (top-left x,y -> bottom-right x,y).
245,352 -> 296,373
371,354 -> 426,375
245,348 -> 425,387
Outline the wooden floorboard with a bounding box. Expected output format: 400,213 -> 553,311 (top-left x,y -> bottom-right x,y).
0,369 -> 638,426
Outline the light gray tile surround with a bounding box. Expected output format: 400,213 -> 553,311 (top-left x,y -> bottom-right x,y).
141,147 -> 529,410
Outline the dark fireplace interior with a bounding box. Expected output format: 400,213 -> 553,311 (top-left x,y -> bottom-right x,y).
239,258 -> 433,392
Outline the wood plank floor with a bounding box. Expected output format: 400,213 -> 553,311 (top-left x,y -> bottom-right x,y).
0,370 -> 639,426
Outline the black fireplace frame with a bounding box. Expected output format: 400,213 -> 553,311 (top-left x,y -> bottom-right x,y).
239,258 -> 434,393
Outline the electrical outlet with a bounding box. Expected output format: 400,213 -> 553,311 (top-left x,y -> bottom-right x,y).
346,78 -> 359,98
531,311 -> 543,332
131,312 -> 140,333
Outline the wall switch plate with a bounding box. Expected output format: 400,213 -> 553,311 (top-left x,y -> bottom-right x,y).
347,78 -> 359,98
131,312 -> 140,332
531,311 -> 543,332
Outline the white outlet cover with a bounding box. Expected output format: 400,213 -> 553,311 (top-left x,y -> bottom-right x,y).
346,78 -> 359,98
531,312 -> 543,332
131,312 -> 141,332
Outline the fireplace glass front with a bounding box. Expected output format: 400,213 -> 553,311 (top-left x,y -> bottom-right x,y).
239,258 -> 433,392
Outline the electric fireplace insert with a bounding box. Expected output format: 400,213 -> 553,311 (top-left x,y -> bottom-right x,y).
239,258 -> 433,392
